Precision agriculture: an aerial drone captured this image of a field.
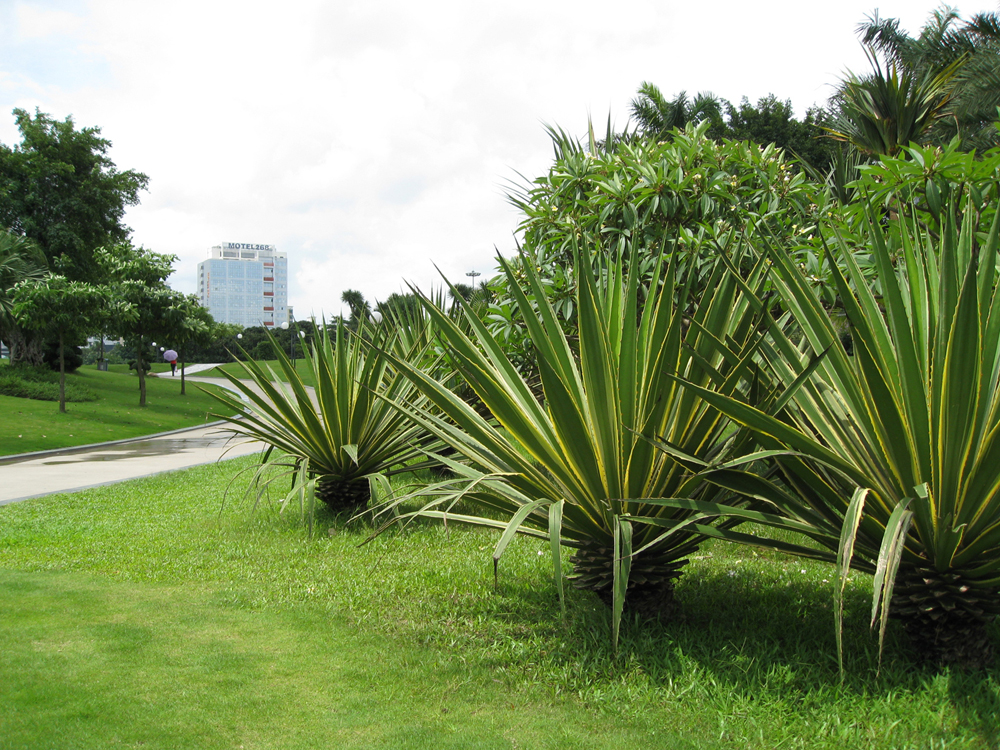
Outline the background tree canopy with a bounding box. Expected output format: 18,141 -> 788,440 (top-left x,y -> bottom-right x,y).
0,108 -> 149,284
629,85 -> 836,173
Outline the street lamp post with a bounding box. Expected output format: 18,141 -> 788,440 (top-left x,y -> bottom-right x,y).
281,313 -> 297,368
466,270 -> 481,304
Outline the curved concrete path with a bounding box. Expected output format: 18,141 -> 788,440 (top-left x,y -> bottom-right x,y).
0,371 -> 272,506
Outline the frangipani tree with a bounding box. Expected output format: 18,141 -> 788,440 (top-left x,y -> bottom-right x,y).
12,274 -> 121,412
161,293 -> 213,395
96,243 -> 179,407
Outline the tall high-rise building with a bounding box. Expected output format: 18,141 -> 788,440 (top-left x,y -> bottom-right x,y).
197,243 -> 289,328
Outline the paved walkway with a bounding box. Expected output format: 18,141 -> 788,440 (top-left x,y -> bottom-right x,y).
0,369 -> 270,506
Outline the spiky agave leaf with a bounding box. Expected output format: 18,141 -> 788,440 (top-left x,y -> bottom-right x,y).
206,317 -> 446,516
826,47 -> 964,156
371,235 -> 773,649
647,187 -> 1000,670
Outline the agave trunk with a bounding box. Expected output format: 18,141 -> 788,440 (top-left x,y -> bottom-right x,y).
315,476 -> 371,515
891,565 -> 999,670
569,540 -> 688,619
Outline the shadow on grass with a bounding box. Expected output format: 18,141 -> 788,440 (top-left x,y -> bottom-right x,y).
948,672 -> 1000,748
474,560 -> 1000,738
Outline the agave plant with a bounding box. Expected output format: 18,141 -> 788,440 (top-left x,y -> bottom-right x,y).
208,318 -> 445,515
658,191 -> 1000,670
373,239 -> 772,647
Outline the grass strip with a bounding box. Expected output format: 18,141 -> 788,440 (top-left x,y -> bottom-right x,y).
0,365 -> 236,456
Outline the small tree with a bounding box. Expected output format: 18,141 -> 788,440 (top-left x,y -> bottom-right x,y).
12,274 -> 116,412
96,243 -> 177,407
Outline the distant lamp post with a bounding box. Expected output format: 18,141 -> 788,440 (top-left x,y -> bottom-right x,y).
466,270 -> 482,303
281,313 -> 297,366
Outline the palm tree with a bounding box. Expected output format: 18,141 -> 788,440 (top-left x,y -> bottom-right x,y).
629,82 -> 726,141
855,7 -> 1000,151
340,289 -> 370,331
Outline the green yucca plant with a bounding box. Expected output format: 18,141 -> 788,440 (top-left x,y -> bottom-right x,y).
208,319 -> 445,516
373,239 -> 772,647
827,48 -> 964,157
651,192 -> 1000,670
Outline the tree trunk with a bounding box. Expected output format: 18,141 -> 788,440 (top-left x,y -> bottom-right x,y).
892,566 -> 998,670
137,340 -> 147,407
7,326 -> 44,366
180,355 -> 186,395
58,332 -> 66,414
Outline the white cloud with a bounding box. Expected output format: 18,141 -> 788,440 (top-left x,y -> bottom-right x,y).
0,0 -> 996,319
15,5 -> 84,38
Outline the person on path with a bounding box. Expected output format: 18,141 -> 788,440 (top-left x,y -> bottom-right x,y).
163,348 -> 179,376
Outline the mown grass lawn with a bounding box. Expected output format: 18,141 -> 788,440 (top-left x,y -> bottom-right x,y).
0,365 -> 237,457
1,457 -> 998,749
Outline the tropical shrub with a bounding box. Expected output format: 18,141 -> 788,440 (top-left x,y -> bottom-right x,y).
491,121 -> 835,370
858,7 -> 1000,152
0,364 -> 96,402
375,239 -> 773,648
849,129 -> 1000,231
42,342 -> 83,373
207,319 -> 446,516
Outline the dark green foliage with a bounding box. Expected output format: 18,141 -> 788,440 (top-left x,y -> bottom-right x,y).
341,289 -> 370,330
42,342 -> 82,373
181,320 -> 324,364
0,364 -> 96,402
630,85 -> 836,172
0,230 -> 47,365
725,95 -> 836,173
0,109 -> 148,284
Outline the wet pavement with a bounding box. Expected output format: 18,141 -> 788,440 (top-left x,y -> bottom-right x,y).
0,371 -> 269,506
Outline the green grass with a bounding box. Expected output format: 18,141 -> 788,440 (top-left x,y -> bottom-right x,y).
196,358 -> 316,387
0,365 -> 237,456
1,459 -> 997,749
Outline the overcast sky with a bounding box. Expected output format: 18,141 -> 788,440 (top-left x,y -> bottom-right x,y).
1,0 -> 997,320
